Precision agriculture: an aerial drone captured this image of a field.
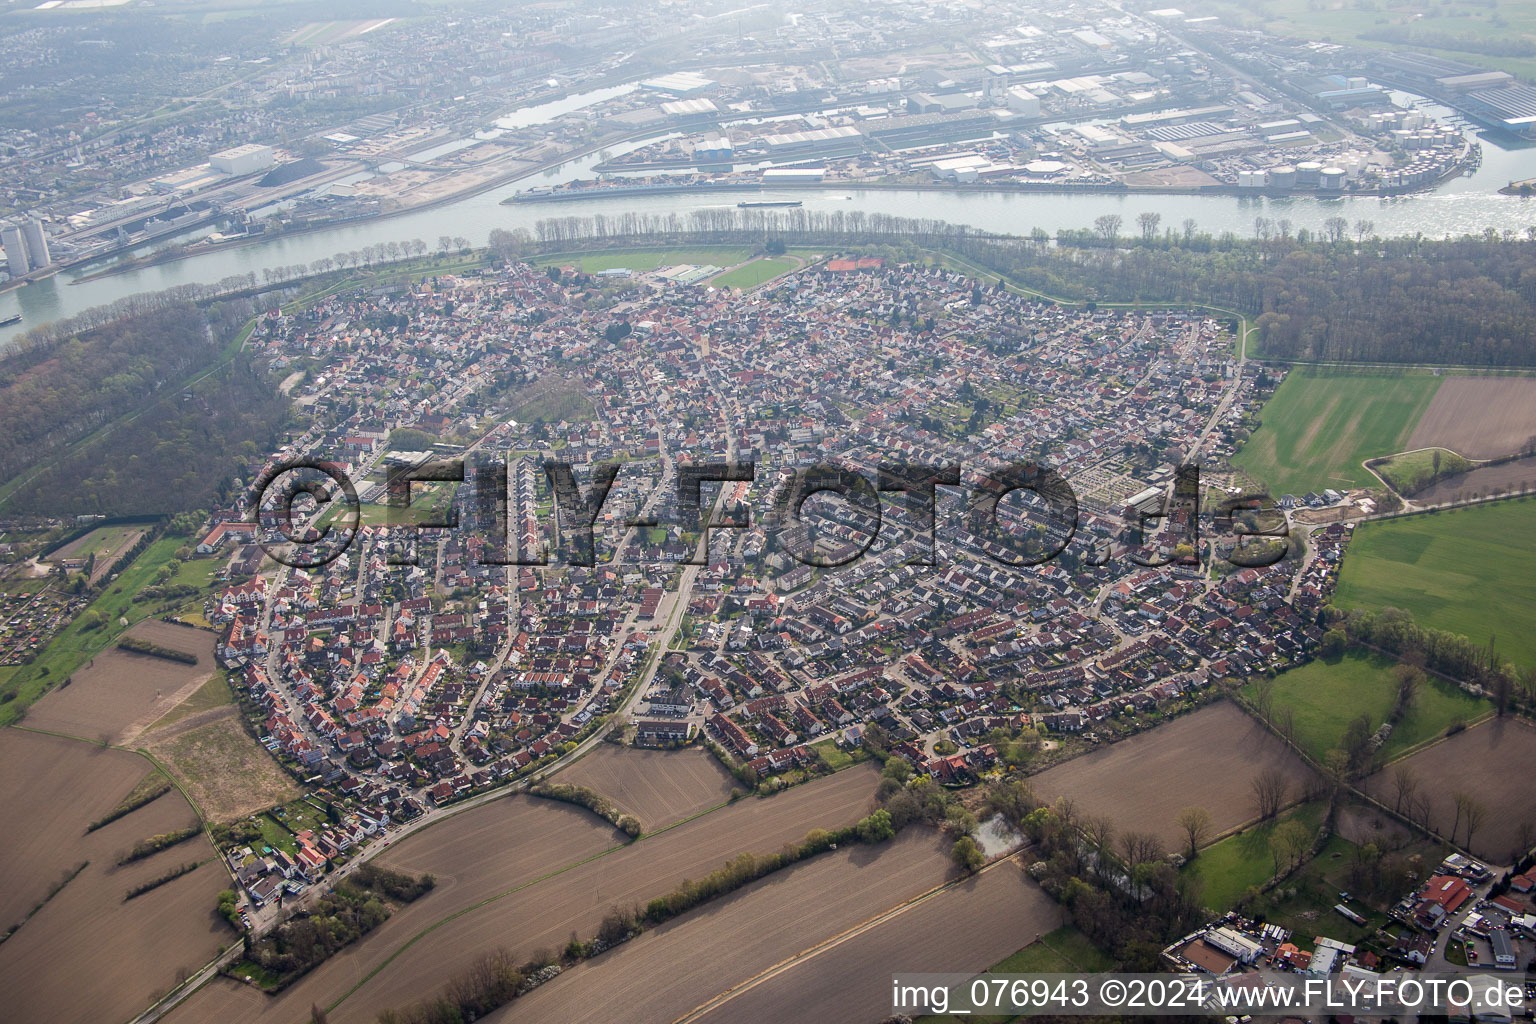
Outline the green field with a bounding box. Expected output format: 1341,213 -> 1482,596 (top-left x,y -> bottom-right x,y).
1372,447 -> 1475,497
1243,651 -> 1487,763
509,386 -> 594,424
52,524 -> 139,562
917,927 -> 1114,1024
532,248 -> 756,274
1183,801 -> 1327,914
709,256 -> 799,291
1258,831 -> 1447,950
0,531 -> 195,725
811,737 -> 854,770
1233,368 -> 1442,496
1182,0 -> 1536,81
1334,499 -> 1536,667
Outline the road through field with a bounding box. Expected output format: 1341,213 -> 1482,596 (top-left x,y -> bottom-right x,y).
164,795 -> 627,1024
165,763 -> 877,1024
25,620 -> 216,745
488,829 -> 956,1024
688,855 -> 1059,1024
330,763 -> 879,1023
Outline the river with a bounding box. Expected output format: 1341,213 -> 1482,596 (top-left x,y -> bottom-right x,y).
3,92 -> 1535,348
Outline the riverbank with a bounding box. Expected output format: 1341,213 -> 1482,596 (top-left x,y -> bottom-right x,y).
62,123 -> 680,285
6,129 -> 1534,350
504,166 -> 1479,206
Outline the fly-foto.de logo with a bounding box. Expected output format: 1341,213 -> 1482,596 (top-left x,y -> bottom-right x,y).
247,457 -> 1287,572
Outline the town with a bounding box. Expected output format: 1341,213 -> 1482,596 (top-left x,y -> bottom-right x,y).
7,0 -> 1534,289
176,252 -> 1357,922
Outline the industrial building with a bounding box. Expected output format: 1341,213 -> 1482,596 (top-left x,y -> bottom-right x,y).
1005,87 -> 1041,116
210,144 -> 277,176
1465,84 -> 1536,139
661,97 -> 717,117
693,136 -> 734,162
761,124 -> 862,157
639,71 -> 714,95
761,167 -> 825,183
0,218 -> 50,277
0,221 -> 26,279
21,219 -> 49,269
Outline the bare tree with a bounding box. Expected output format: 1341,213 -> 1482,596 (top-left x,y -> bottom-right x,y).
1412,791 -> 1434,831
1277,707 -> 1297,748
1354,218 -> 1374,244
1391,764 -> 1419,816
1137,211 -> 1161,241
1094,214 -> 1122,246
1451,791 -> 1470,845
1251,676 -> 1275,723
1514,821 -> 1535,864
1323,216 -> 1348,244
1177,805 -> 1213,859
1462,797 -> 1488,852
1119,830 -> 1164,873
1182,217 -> 1198,243
1252,767 -> 1288,820
1082,815 -> 1116,879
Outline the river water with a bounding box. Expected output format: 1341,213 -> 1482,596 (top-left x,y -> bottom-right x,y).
4,92 -> 1535,347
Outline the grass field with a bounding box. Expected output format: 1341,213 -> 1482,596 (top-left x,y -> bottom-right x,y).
1243,651 -> 1488,763
145,711 -> 301,823
988,926 -> 1115,973
1256,827 -> 1446,950
533,247 -> 756,274
147,670 -> 234,732
1182,0 -> 1536,82
509,385 -> 593,423
50,525 -> 143,577
1333,499 -> 1536,667
710,255 -> 799,291
0,532 -> 196,726
812,736 -> 855,770
1233,368 -> 1443,496
1183,801 -> 1327,914
917,927 -> 1116,1024
1372,448 -> 1474,497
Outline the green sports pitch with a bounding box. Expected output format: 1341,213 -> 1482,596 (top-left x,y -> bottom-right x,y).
1233,368 -> 1442,497
1334,499 -> 1536,667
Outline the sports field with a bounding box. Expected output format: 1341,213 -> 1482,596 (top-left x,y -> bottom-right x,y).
533,248 -> 755,274
1233,368 -> 1442,496
710,256 -> 799,291
1333,499 -> 1536,667
1243,650 -> 1488,763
